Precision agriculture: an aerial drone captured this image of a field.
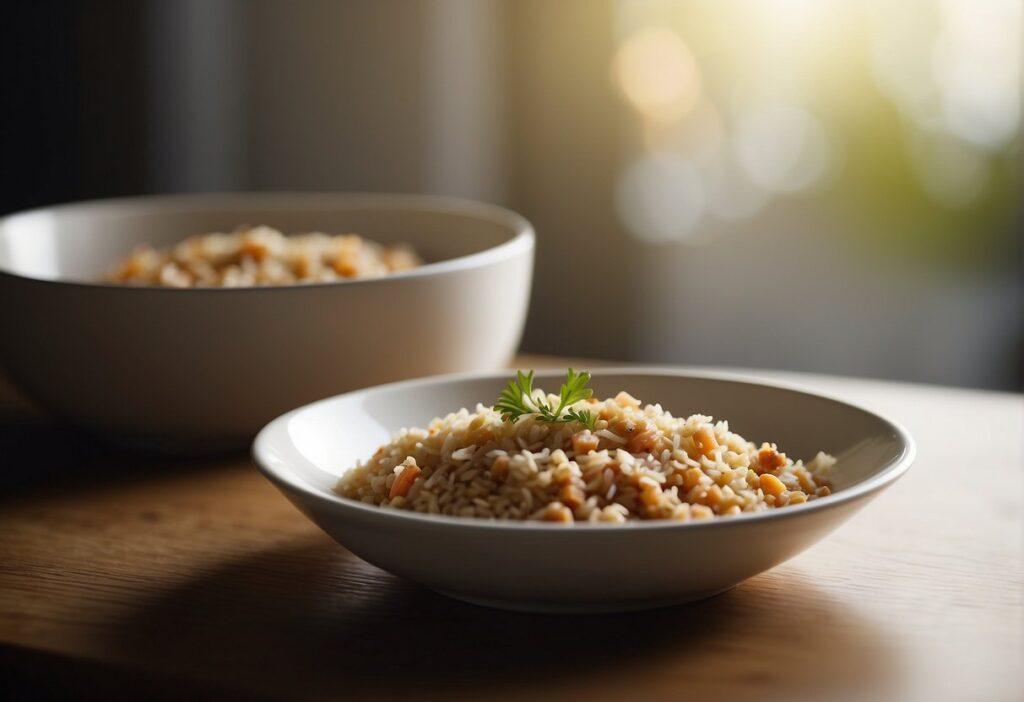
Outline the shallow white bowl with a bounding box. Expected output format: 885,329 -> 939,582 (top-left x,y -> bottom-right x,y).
253,368 -> 915,612
0,193 -> 533,450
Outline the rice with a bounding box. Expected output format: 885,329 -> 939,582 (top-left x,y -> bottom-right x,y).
335,390 -> 835,523
105,225 -> 421,287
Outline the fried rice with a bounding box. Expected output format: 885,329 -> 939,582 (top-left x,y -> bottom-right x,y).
335,391 -> 834,523
105,226 -> 421,287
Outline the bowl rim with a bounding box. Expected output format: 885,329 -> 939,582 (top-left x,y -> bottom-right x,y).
252,366 -> 917,532
0,191 -> 535,292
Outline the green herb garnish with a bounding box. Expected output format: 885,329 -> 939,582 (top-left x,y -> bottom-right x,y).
495,368 -> 596,430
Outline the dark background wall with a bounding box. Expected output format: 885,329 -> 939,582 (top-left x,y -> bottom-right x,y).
0,2 -> 149,213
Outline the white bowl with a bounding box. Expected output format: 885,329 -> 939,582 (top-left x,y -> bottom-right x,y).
0,193 -> 533,451
253,368 -> 915,613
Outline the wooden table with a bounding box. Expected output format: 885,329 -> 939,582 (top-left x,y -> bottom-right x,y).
2,357 -> 1021,701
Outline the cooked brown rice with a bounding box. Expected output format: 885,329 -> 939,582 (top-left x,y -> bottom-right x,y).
106,226 -> 421,287
335,391 -> 835,523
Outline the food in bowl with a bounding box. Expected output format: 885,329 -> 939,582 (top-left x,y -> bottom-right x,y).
336,369 -> 835,523
0,194 -> 533,448
105,226 -> 422,287
256,368 -> 914,610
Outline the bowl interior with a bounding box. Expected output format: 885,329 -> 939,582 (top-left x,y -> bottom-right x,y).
0,193 -> 527,282
259,369 -> 911,505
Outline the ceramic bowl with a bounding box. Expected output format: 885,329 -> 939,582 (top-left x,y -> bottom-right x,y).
0,193 -> 533,451
253,368 -> 915,613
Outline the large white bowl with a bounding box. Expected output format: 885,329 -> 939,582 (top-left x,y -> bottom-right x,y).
0,193 -> 533,450
253,368 -> 915,613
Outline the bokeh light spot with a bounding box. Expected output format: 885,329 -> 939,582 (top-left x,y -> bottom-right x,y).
612,26 -> 702,123
615,152 -> 706,243
703,155 -> 769,222
733,104 -> 833,194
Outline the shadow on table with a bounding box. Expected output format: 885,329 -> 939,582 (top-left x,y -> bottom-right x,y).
0,414 -> 244,501
111,536 -> 902,701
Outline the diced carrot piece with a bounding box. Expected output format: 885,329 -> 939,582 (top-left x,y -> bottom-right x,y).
571,430 -> 600,455
691,504 -> 714,519
490,455 -> 510,481
693,427 -> 719,457
759,473 -> 786,498
627,428 -> 659,454
540,502 -> 573,523
239,239 -> 269,261
388,461 -> 421,499
703,484 -> 724,508
332,255 -> 359,278
757,444 -> 788,474
639,486 -> 662,507
559,484 -> 585,509
294,255 -> 313,279
683,467 -> 704,491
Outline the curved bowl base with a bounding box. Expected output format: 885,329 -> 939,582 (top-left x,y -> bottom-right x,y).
432,585 -> 737,614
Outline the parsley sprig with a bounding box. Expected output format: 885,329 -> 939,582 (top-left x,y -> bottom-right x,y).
495,368 -> 596,430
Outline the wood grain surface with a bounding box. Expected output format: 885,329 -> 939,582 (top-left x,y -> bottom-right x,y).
1,357 -> 1021,701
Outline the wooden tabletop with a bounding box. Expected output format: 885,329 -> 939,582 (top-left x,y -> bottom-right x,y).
1,357 -> 1021,701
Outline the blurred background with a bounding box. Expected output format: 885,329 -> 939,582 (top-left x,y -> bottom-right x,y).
2,0 -> 1021,389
